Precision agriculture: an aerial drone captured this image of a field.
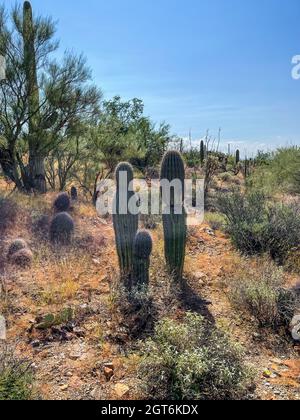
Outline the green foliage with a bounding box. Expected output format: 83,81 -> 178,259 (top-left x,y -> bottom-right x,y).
217,191 -> 300,262
249,147 -> 300,195
133,230 -> 153,291
50,212 -> 74,244
160,151 -> 187,280
229,259 -> 299,328
0,345 -> 35,400
140,313 -> 252,400
113,162 -> 139,287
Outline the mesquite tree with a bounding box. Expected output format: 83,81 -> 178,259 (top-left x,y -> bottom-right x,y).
0,2 -> 101,193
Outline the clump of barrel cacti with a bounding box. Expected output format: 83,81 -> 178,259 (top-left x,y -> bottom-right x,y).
7,239 -> 28,259
11,248 -> 33,269
50,212 -> 74,245
54,193 -> 70,212
71,186 -> 78,201
113,163 -> 139,286
160,151 -> 187,280
133,230 -> 153,291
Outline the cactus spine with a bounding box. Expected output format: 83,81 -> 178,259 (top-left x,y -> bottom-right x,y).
160,151 -> 187,280
113,163 -> 139,287
133,230 -> 153,291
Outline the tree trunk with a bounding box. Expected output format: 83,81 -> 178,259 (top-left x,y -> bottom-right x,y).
29,153 -> 47,193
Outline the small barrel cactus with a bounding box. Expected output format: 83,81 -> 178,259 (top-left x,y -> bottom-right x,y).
133,230 -> 153,291
11,248 -> 33,268
50,212 -> 74,245
7,239 -> 28,259
113,162 -> 139,286
71,186 -> 78,201
160,151 -> 187,280
54,193 -> 70,212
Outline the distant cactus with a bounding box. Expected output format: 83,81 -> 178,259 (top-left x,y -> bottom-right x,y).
113,163 -> 139,286
50,212 -> 74,244
54,193 -> 70,212
200,140 -> 205,165
71,186 -> 78,201
7,239 -> 28,259
133,230 -> 153,290
160,151 -> 187,280
11,248 -> 33,268
235,149 -> 240,165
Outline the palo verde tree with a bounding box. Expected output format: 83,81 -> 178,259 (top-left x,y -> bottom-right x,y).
0,1 -> 101,193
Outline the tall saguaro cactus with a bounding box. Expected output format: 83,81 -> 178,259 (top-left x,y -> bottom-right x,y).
160,151 -> 187,280
133,230 -> 153,291
23,1 -> 46,193
113,163 -> 139,287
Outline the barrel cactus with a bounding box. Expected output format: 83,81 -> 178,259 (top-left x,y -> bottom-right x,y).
160,151 -> 187,280
113,163 -> 139,286
133,230 -> 153,291
7,239 -> 28,259
54,193 -> 70,212
50,212 -> 74,245
11,248 -> 33,269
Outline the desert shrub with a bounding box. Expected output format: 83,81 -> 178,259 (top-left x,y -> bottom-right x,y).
7,239 -> 28,259
205,212 -> 226,232
31,214 -> 50,238
217,191 -> 267,255
264,204 -> 300,264
248,147 -> 300,195
140,214 -> 160,230
0,195 -> 17,233
217,191 -> 300,261
11,249 -> 33,269
139,313 -> 252,400
0,345 -> 35,400
53,193 -> 70,212
50,212 -> 74,245
220,172 -> 233,183
229,260 -> 299,328
70,186 -> 78,201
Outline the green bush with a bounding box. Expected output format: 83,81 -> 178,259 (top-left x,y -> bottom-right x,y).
139,314 -> 252,400
0,345 -> 35,400
229,260 -> 299,328
249,147 -> 300,195
217,191 -> 300,262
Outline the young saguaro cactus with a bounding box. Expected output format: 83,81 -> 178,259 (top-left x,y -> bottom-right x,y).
113,163 -> 139,286
133,230 -> 153,291
160,151 -> 187,280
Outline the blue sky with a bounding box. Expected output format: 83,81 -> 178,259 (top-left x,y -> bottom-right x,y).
4,0 -> 300,155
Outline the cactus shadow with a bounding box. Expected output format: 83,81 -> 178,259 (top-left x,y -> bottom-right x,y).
178,278 -> 215,324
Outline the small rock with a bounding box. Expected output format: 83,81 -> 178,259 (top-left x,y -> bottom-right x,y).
69,353 -> 81,361
290,315 -> 300,342
59,384 -> 69,391
114,383 -> 130,398
92,259 -> 101,266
